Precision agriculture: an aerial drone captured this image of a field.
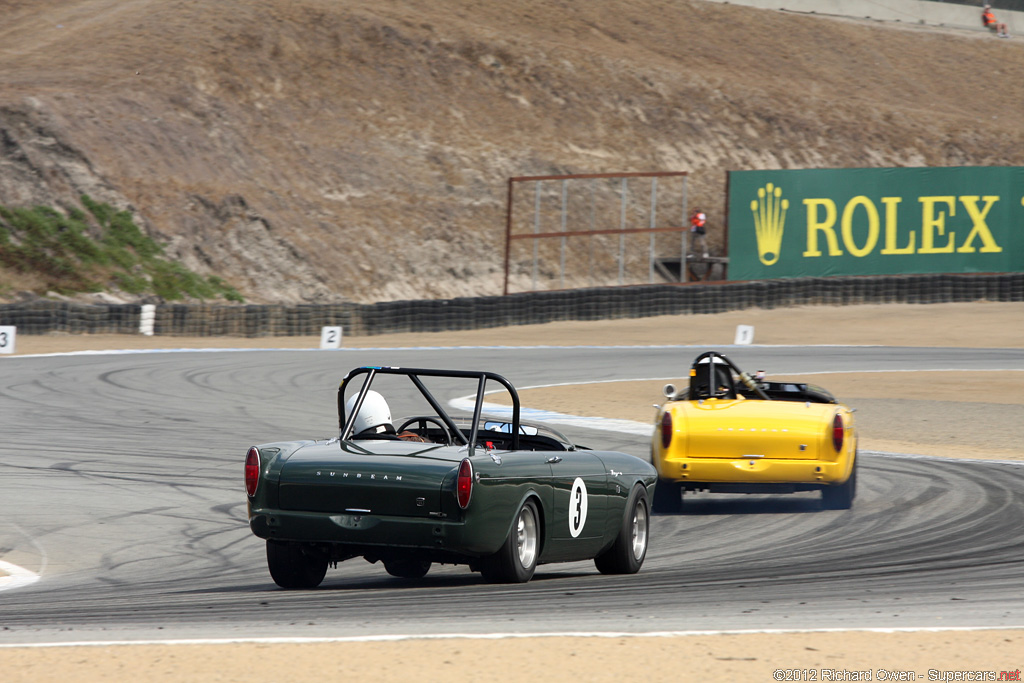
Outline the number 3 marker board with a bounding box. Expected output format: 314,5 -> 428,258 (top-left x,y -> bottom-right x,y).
0,326 -> 15,354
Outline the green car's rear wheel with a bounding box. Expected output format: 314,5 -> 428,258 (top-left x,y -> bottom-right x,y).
595,484 -> 650,574
266,540 -> 328,589
480,499 -> 540,583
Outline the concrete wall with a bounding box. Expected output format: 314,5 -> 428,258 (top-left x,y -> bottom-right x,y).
703,0 -> 1021,35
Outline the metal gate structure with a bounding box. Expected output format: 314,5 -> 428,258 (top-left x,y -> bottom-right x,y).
502,172 -> 690,296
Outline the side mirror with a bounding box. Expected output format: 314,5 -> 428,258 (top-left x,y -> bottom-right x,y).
663,383 -> 676,399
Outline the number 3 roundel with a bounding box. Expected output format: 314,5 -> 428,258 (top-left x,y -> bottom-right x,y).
568,477 -> 589,538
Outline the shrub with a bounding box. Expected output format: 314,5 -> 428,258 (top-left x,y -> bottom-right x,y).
0,197 -> 244,302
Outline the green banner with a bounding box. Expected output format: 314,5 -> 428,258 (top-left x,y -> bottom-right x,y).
727,167 -> 1024,279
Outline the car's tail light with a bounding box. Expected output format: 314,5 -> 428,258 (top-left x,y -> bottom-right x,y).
661,411 -> 673,449
245,447 -> 260,497
832,414 -> 844,452
456,458 -> 473,509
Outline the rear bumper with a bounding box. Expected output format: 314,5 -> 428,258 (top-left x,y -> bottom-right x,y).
657,455 -> 853,486
248,507 -> 495,556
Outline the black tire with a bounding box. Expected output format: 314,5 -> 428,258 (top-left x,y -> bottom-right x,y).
480,499 -> 540,584
651,477 -> 683,514
266,540 -> 328,589
821,455 -> 857,510
595,484 -> 650,575
384,558 -> 431,579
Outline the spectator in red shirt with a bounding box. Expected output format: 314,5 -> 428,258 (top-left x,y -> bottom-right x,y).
690,208 -> 709,258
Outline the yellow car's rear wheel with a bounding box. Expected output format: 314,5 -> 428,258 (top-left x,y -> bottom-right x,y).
821,455 -> 857,510
652,477 -> 683,514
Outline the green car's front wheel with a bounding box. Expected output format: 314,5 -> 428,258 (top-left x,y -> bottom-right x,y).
266,540 -> 328,589
595,484 -> 650,574
480,499 -> 540,583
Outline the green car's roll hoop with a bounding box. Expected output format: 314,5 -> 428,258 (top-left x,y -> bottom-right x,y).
337,366 -> 523,452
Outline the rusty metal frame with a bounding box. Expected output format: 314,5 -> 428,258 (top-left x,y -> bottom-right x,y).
503,171 -> 689,295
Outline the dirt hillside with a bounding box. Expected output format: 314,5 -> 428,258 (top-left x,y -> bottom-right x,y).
2,0 -> 1022,304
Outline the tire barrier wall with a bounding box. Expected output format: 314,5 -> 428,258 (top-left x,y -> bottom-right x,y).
2,273 -> 1022,338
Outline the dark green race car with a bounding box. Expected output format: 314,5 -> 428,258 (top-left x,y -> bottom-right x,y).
245,366 -> 657,588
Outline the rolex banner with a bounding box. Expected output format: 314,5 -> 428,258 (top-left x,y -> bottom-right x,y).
727,167 -> 1024,280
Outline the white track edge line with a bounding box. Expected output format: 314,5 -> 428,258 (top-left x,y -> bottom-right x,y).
0,561 -> 40,592
495,368 -> 1024,393
3,625 -> 1024,648
11,342 -> 1023,359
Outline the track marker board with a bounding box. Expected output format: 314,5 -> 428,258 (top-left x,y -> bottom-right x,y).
734,325 -> 754,345
0,326 -> 15,354
320,326 -> 343,349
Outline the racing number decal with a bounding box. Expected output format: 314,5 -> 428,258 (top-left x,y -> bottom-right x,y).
568,477 -> 589,538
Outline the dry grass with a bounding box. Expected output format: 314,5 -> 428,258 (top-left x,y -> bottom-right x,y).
1,1 -> 1022,303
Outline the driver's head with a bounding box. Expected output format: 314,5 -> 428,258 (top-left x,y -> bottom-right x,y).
345,389 -> 394,435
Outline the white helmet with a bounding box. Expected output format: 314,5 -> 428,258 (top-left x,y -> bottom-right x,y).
345,389 -> 393,435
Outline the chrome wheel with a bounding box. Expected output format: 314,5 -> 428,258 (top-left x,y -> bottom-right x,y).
630,499 -> 649,561
480,499 -> 540,583
595,484 -> 649,575
516,504 -> 539,569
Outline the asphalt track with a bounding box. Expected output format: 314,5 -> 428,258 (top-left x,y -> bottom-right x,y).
2,345 -> 1024,645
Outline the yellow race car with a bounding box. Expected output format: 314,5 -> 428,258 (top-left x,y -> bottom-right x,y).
651,351 -> 857,513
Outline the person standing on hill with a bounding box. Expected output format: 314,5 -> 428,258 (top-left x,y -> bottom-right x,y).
690,208 -> 709,258
982,4 -> 1010,38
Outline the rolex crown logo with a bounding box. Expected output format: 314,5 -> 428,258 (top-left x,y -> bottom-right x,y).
749,183 -> 788,266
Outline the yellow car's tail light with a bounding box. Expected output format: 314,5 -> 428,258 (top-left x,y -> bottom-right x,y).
661,411 -> 673,449
832,414 -> 844,452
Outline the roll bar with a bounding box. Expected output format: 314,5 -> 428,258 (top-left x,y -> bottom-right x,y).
691,351 -> 771,401
337,366 -> 523,453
